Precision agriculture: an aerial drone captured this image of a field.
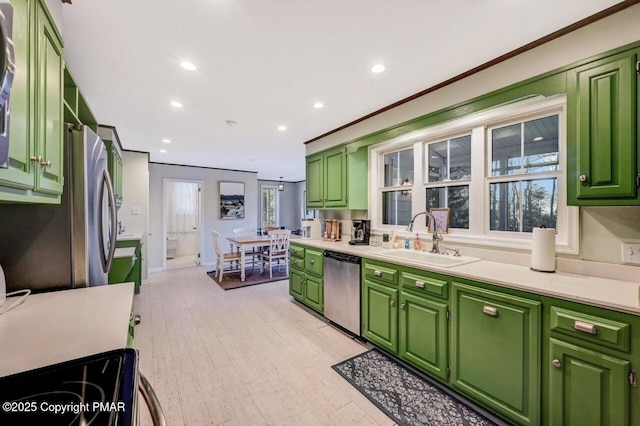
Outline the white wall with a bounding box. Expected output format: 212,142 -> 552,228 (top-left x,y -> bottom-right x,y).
119,151 -> 150,280
149,163 -> 258,270
45,0 -> 63,35
305,5 -> 640,266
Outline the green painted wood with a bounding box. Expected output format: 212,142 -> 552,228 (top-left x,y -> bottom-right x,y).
323,146 -> 348,208
567,49 -> 639,205
303,274 -> 323,313
398,290 -> 448,380
548,338 -> 630,426
549,306 -> 631,352
451,282 -> 540,425
401,271 -> 449,300
108,255 -> 135,284
363,259 -> 398,286
289,244 -> 305,259
0,0 -> 34,192
305,153 -> 323,208
304,248 -> 323,276
34,0 -> 63,195
289,267 -> 304,302
362,279 -> 398,354
346,146 -> 368,209
116,239 -> 142,293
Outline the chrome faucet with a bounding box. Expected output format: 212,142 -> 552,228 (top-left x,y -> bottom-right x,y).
406,211 -> 443,254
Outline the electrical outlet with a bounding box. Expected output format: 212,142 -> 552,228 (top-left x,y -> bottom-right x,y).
131,207 -> 141,215
621,243 -> 640,265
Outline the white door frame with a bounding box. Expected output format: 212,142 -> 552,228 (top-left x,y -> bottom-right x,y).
162,178 -> 205,270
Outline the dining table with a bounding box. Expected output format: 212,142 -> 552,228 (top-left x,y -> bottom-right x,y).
227,234 -> 300,281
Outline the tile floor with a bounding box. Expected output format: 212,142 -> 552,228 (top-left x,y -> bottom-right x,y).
134,266 -> 395,426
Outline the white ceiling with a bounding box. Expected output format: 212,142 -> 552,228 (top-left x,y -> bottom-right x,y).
60,0 -> 620,181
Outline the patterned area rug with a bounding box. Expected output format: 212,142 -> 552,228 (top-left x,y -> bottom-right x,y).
206,267 -> 288,290
332,349 -> 502,426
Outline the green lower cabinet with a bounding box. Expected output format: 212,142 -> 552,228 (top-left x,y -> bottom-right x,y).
304,275 -> 323,313
114,239 -> 142,293
451,282 -> 540,426
109,255 -> 135,284
289,267 -> 304,301
398,290 -> 448,381
548,338 -> 630,426
362,279 -> 398,354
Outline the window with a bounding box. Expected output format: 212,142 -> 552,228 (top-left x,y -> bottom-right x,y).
381,148 -> 414,226
425,135 -> 471,229
369,96 -> 577,253
261,185 -> 279,228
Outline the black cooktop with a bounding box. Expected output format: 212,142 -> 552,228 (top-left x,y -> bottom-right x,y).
0,348 -> 137,426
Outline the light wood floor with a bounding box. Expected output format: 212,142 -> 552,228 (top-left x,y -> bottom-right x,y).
134,266 -> 396,426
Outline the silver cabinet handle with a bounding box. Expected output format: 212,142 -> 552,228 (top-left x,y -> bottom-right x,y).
573,320 -> 598,335
482,306 -> 499,317
139,371 -> 167,426
415,281 -> 425,288
40,159 -> 52,168
579,174 -> 588,182
390,300 -> 395,306
552,359 -> 562,369
374,270 -> 382,277
400,303 -> 405,309
309,259 -> 315,265
30,156 -> 40,162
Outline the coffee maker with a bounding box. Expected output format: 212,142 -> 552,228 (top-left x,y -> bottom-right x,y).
349,220 -> 371,245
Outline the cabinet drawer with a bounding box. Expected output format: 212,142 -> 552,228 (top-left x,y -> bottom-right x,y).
364,262 -> 398,286
305,249 -> 324,276
549,306 -> 631,352
289,256 -> 304,269
289,245 -> 305,259
401,271 -> 448,299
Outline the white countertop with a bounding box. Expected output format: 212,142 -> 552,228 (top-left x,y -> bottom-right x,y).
0,283 -> 134,377
116,233 -> 142,241
294,239 -> 640,316
114,247 -> 136,258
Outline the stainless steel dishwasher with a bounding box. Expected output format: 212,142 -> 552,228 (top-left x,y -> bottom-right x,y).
323,250 -> 361,336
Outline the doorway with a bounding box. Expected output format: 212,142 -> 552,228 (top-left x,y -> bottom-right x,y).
163,179 -> 203,270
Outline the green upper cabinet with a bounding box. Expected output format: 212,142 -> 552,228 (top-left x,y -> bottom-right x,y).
567,49 -> 640,205
305,145 -> 367,210
0,0 -> 63,203
451,282 -> 541,426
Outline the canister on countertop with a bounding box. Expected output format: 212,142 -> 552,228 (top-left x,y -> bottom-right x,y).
531,226 -> 556,272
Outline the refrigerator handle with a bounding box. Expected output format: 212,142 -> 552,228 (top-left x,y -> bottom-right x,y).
103,169 -> 117,273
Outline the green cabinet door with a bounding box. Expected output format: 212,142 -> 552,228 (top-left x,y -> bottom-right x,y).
289,267 -> 304,301
34,0 -> 64,195
323,147 -> 347,208
549,338 -> 630,426
398,291 -> 448,381
567,50 -> 639,205
0,0 -> 34,191
362,280 -> 398,354
451,282 -> 540,425
306,153 -> 324,208
304,274 -> 323,313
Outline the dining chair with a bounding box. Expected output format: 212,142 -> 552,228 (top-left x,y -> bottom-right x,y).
233,227 -> 260,269
259,229 -> 291,278
211,230 -> 241,282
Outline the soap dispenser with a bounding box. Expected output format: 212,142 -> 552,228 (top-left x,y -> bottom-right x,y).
413,233 -> 422,250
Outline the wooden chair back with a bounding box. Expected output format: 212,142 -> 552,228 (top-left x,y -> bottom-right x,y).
267,229 -> 291,254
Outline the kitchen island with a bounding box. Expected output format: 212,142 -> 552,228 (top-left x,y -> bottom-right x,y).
0,283 -> 134,377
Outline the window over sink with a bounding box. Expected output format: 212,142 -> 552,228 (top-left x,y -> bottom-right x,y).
370,96 -> 578,253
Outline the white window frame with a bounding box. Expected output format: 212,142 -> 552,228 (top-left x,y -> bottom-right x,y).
260,184 -> 280,228
369,95 -> 578,254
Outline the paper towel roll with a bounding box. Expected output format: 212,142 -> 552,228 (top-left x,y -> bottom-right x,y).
531,227 -> 556,272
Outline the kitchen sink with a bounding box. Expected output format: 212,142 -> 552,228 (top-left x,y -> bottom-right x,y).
380,250 -> 481,268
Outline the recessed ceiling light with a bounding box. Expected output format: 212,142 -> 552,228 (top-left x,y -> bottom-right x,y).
159,149 -> 167,153
226,120 -> 237,127
180,61 -> 197,71
162,139 -> 171,143
313,102 -> 324,109
533,136 -> 544,141
278,125 -> 287,131
371,64 -> 386,73
170,101 -> 183,108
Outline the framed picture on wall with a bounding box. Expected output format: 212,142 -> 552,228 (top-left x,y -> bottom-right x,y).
220,181 -> 245,219
428,208 -> 450,234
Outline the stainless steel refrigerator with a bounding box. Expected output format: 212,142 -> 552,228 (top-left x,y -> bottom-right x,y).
0,125 -> 117,292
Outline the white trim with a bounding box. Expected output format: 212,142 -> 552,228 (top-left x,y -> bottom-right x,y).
369,95 -> 579,254
148,267 -> 164,273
